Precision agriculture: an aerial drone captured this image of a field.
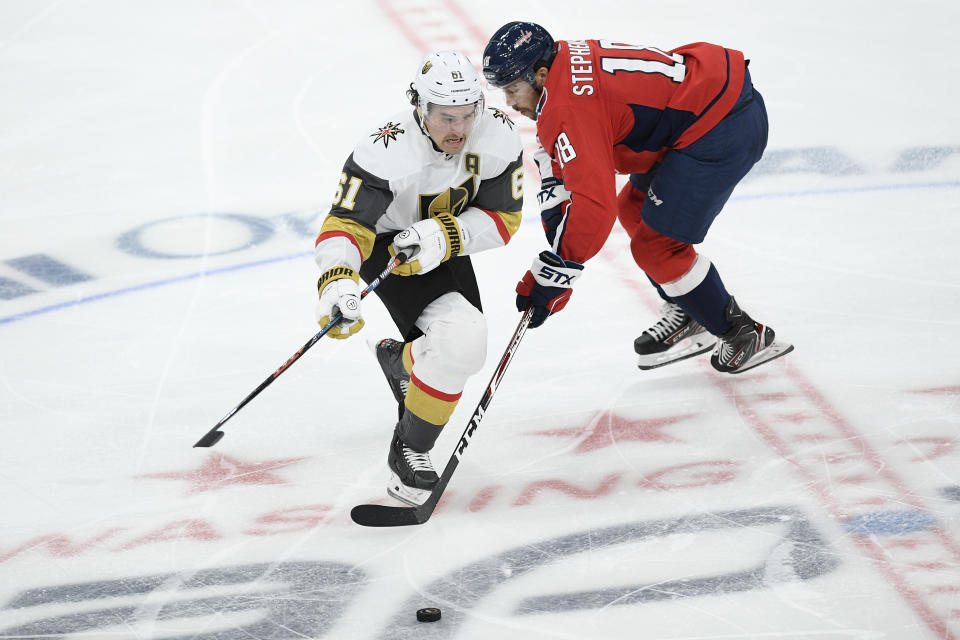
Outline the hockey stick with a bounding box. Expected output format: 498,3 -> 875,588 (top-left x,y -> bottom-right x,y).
193,252 -> 408,448
350,306 -> 535,526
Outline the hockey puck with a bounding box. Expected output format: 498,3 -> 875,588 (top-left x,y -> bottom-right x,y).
416,607 -> 441,622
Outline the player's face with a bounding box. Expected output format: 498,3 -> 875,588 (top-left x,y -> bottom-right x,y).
501,77 -> 542,121
423,103 -> 479,154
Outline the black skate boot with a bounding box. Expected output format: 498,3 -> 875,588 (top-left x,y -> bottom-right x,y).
387,431 -> 438,506
375,338 -> 410,404
634,302 -> 713,370
710,297 -> 794,373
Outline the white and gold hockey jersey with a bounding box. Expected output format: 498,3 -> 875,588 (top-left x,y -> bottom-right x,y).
314,107 -> 524,274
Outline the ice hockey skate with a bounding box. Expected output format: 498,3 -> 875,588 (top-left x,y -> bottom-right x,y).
373,338 -> 410,404
635,302 -> 714,369
387,432 -> 438,506
710,297 -> 794,373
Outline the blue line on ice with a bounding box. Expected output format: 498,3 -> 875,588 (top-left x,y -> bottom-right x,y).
0,252 -> 311,326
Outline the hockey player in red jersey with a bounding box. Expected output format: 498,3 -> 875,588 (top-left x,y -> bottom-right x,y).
314,50 -> 524,505
482,22 -> 793,373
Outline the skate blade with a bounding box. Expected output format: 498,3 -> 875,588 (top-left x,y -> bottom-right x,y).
728,341 -> 795,374
637,337 -> 714,370
387,473 -> 432,507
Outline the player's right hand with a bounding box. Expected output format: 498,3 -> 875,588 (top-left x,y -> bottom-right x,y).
315,266 -> 364,339
516,250 -> 584,328
389,212 -> 465,276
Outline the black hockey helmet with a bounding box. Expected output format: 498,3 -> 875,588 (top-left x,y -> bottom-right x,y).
482,22 -> 555,88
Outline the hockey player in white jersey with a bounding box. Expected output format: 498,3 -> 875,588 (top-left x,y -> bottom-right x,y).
313,50 -> 524,506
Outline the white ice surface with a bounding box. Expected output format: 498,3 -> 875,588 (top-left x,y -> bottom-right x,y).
1,1 -> 959,638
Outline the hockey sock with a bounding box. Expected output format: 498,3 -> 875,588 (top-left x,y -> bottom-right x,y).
397,408 -> 446,452
648,276 -> 673,304
669,265 -> 731,335
659,256 -> 732,336
399,373 -> 463,451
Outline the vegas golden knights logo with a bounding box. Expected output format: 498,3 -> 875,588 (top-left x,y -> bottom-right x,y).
418,176 -> 477,220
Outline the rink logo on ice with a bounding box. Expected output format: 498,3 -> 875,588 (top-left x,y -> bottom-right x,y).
0,254 -> 93,300
115,212 -> 288,260
0,561 -> 365,638
0,460 -> 748,567
843,510 -> 939,536
379,506 -> 841,638
743,143 -> 960,180
0,507 -> 839,639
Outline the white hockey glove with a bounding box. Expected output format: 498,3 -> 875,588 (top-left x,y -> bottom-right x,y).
389,212 -> 468,276
315,266 -> 364,339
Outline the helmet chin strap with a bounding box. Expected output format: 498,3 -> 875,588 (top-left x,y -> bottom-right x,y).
415,107 -> 429,136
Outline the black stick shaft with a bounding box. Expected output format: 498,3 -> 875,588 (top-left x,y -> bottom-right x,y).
193,252 -> 407,448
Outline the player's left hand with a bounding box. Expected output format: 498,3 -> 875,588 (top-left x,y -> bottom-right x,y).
390,212 -> 467,276
516,250 -> 584,328
315,266 -> 364,339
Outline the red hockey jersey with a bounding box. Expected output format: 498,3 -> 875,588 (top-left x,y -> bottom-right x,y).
535,39 -> 745,263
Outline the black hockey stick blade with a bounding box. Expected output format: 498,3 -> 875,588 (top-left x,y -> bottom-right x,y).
350,465 -> 447,527
350,503 -> 426,527
193,429 -> 225,448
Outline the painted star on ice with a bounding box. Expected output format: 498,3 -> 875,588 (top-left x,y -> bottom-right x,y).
138,453 -> 307,494
529,411 -> 695,454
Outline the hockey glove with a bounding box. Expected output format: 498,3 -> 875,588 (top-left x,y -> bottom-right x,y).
389,211 -> 467,276
316,266 -> 364,339
516,250 -> 584,328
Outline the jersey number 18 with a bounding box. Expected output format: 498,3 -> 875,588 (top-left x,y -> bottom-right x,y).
597,40 -> 686,84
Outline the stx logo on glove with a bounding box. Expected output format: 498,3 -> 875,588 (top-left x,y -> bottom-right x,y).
537,185 -> 558,204
517,250 -> 585,329
536,264 -> 577,286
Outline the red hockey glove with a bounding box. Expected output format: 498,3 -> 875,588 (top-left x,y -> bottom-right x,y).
516,250 -> 584,328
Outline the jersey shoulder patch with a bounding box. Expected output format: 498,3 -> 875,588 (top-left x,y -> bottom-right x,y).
368,120 -> 407,148
488,107 -> 517,131
352,111 -> 422,182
